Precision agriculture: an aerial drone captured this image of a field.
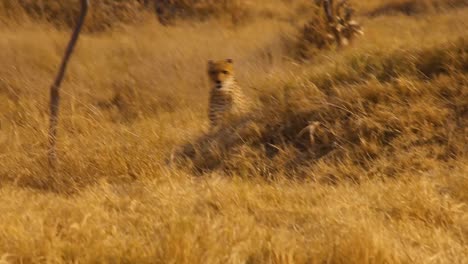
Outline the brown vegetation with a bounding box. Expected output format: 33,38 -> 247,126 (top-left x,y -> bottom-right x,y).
0,0 -> 466,263
0,0 -> 313,31
296,0 -> 364,59
367,0 -> 468,16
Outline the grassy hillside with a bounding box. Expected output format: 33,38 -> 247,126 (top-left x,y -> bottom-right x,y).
0,0 -> 467,263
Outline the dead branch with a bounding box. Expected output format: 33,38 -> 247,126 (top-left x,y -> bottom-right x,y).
323,0 -> 335,23
48,0 -> 89,168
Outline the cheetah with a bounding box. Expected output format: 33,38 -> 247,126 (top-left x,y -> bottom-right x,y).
207,59 -> 251,129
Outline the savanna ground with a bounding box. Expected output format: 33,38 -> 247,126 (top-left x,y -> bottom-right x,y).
0,0 -> 467,263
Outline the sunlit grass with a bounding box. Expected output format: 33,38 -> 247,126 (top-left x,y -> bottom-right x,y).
0,1 -> 466,263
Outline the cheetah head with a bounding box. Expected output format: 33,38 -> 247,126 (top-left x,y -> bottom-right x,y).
207,59 -> 234,90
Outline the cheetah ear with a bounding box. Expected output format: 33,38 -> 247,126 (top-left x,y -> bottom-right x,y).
207,60 -> 214,69
226,58 -> 233,64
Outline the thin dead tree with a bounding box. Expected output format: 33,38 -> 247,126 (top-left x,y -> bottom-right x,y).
48,0 -> 89,168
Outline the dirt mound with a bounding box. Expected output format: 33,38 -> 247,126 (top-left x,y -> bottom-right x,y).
174,38 -> 468,181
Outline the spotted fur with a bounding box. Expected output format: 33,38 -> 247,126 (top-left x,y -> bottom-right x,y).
207,59 -> 251,129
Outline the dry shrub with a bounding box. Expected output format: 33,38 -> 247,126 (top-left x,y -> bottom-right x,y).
295,4 -> 332,59
368,0 -> 468,17
295,1 -> 364,60
174,38 -> 468,180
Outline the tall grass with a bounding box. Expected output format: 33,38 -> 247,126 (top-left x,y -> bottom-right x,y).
0,0 -> 313,30
0,0 -> 466,263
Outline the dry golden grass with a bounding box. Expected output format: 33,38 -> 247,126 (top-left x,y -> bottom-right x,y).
0,0 -> 313,30
0,0 -> 467,263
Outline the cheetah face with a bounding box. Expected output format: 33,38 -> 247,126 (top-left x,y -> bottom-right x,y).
207,59 -> 234,90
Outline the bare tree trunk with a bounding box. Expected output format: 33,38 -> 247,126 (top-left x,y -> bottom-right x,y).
48,0 -> 89,168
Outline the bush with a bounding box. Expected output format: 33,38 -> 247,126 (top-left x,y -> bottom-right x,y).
294,4 -> 332,59
294,0 -> 364,60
